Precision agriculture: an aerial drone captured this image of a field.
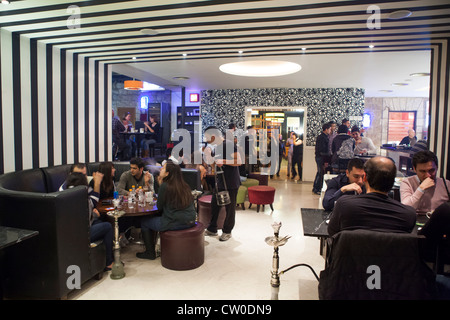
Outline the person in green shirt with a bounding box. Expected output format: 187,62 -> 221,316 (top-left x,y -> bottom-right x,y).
136,159 -> 196,260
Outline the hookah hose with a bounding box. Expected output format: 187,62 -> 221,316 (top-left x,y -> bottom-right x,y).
280,263 -> 320,282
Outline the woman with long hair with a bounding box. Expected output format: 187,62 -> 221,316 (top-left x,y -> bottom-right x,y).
65,171 -> 114,270
89,162 -> 116,199
136,160 -> 196,260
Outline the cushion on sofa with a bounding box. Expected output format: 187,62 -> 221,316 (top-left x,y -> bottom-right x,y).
41,164 -> 72,192
0,169 -> 47,193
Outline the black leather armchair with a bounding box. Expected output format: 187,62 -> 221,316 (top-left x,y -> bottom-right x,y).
0,167 -> 106,299
318,230 -> 437,300
145,165 -> 202,193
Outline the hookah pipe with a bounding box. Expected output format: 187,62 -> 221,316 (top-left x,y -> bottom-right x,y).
265,222 -> 320,300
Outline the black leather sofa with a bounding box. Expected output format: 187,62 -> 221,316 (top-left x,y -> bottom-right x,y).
0,162 -> 202,299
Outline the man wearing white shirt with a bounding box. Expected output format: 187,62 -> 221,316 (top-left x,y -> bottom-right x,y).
351,126 -> 377,155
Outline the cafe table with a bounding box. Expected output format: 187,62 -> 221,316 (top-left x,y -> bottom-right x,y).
97,199 -> 159,279
301,208 -> 430,259
0,226 -> 39,299
119,131 -> 149,157
0,226 -> 39,250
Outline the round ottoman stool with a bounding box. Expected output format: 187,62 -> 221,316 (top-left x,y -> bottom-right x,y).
160,222 -> 205,270
236,185 -> 248,210
241,178 -> 259,189
197,195 -> 226,229
247,185 -> 276,212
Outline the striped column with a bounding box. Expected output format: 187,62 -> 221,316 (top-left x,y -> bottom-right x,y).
0,30 -> 112,174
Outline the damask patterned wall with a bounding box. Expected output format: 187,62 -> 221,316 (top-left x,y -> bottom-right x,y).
201,88 -> 365,146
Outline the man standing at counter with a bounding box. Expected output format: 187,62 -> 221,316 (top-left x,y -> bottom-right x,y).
400,150 -> 450,215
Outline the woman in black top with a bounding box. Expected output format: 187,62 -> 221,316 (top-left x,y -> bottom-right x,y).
291,132 -> 303,180
136,160 -> 196,260
141,115 -> 160,157
88,161 -> 116,199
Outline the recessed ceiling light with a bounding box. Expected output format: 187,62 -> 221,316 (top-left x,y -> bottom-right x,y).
140,28 -> 159,35
1,0 -> 10,4
410,72 -> 430,77
172,76 -> 190,80
219,60 -> 301,77
391,83 -> 409,87
379,90 -> 393,93
388,10 -> 412,20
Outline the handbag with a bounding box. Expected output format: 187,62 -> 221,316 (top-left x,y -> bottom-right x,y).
215,166 -> 231,206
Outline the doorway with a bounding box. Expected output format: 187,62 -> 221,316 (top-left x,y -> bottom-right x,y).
245,107 -> 306,179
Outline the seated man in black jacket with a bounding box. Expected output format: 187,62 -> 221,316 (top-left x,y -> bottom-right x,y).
322,158 -> 366,211
328,156 -> 416,237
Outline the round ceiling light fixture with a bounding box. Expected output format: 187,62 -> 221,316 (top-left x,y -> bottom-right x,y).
219,60 -> 301,77
410,72 -> 430,77
388,10 -> 412,20
172,76 -> 190,80
140,28 -> 159,35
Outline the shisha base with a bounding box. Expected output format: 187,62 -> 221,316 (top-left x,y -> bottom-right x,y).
265,222 -> 290,300
265,222 -> 320,300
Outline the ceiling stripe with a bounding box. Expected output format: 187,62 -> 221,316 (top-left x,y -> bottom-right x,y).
1,0 -> 448,66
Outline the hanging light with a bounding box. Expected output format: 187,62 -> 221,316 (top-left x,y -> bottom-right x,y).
124,79 -> 143,90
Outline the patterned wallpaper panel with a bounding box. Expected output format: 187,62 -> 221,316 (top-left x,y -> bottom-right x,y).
201,88 -> 365,146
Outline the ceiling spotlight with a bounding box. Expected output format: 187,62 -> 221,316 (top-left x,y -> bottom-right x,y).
140,28 -> 159,35
132,57 -> 137,60
301,47 -> 306,51
182,53 -> 187,57
369,44 -> 375,49
1,0 -> 10,4
238,50 -> 244,54
388,10 -> 412,20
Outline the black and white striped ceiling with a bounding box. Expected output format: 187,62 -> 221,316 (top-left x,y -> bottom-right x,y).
1,0 -> 449,95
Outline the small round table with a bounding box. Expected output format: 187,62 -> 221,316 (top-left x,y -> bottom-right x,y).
97,199 -> 159,279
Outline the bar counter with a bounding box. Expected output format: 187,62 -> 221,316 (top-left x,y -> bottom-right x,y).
380,146 -> 413,176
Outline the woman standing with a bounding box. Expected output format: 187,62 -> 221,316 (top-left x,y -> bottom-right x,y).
122,112 -> 136,158
291,132 -> 303,180
286,131 -> 294,177
136,160 -> 196,260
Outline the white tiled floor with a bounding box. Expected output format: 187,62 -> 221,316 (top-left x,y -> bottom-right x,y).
69,169 -> 325,300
